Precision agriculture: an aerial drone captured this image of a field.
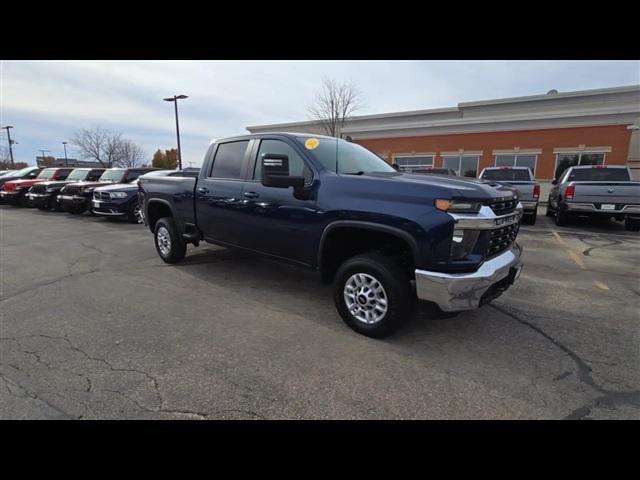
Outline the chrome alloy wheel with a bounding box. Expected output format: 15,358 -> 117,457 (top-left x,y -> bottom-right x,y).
343,273 -> 388,324
133,204 -> 143,223
156,226 -> 172,256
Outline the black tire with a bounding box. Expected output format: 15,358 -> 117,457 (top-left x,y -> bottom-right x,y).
545,201 -> 554,216
16,192 -> 28,207
523,211 -> 537,225
127,201 -> 143,224
625,218 -> 640,232
333,252 -> 413,338
554,202 -> 569,227
154,217 -> 187,264
37,202 -> 51,211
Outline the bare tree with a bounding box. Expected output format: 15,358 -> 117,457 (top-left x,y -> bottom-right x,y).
71,126 -> 143,168
307,78 -> 364,138
114,139 -> 145,167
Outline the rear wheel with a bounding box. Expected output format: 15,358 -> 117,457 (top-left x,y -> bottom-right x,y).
555,202 -> 570,226
154,217 -> 187,263
625,218 -> 640,232
333,252 -> 412,338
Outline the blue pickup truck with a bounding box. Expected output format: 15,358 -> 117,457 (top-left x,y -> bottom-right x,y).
139,133 -> 524,338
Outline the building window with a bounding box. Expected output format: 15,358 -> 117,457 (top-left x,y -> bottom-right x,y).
393,155 -> 434,172
443,155 -> 479,177
495,154 -> 537,177
554,152 -> 606,180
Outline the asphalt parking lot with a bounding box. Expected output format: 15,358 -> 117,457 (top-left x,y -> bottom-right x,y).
1,205 -> 639,420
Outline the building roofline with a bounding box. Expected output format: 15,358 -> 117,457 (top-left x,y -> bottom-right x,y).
246,84 -> 640,131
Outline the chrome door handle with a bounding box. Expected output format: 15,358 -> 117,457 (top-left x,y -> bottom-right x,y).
243,191 -> 259,199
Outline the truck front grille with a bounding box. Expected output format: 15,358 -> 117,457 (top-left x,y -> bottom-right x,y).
487,222 -> 519,258
488,198 -> 518,216
93,191 -> 111,200
62,184 -> 81,195
30,184 -> 47,194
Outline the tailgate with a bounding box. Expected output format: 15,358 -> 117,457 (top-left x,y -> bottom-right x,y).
571,182 -> 640,205
498,181 -> 535,202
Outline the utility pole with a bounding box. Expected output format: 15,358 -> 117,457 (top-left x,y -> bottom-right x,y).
1,126 -> 15,168
62,142 -> 68,166
39,149 -> 51,166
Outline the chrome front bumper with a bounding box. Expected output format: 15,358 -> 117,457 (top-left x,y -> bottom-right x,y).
415,243 -> 523,312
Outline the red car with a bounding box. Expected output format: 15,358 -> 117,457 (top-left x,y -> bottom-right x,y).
0,167 -> 74,206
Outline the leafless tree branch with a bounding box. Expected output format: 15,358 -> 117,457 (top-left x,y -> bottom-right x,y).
307,78 -> 364,137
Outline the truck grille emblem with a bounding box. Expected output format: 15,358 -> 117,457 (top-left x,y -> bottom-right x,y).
607,188 -> 615,193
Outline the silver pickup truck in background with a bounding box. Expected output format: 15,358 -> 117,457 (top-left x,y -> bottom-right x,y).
479,166 -> 540,225
546,165 -> 640,231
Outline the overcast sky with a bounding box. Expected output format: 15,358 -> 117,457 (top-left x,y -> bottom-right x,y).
1,60 -> 639,167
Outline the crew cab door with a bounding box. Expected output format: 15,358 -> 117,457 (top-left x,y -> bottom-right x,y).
239,137 -> 319,266
195,140 -> 251,245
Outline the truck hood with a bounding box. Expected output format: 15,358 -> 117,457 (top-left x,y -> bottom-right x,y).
93,182 -> 137,192
3,178 -> 46,189
360,172 -> 519,201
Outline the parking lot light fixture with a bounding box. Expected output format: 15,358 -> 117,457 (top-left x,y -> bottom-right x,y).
62,142 -> 68,166
163,95 -> 189,170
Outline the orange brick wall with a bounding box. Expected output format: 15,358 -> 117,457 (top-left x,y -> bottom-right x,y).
355,125 -> 633,180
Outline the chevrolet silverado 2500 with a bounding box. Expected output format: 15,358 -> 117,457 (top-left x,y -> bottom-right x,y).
546,165 -> 640,230
139,133 -> 524,338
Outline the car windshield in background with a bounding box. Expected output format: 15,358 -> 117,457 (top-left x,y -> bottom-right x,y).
482,169 -> 532,181
567,168 -> 631,182
298,137 -> 396,175
11,166 -> 36,177
36,168 -> 57,179
66,170 -> 90,181
99,170 -> 125,182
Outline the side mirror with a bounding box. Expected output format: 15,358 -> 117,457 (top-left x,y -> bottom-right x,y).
261,154 -> 304,189
551,179 -> 558,185
391,163 -> 400,171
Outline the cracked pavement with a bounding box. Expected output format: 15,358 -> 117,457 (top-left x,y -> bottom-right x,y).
1,205 -> 638,419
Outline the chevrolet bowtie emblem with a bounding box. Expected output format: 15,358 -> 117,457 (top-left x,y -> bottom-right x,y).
607,188 -> 615,193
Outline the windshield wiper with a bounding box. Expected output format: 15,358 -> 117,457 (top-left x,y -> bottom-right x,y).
344,171 -> 366,175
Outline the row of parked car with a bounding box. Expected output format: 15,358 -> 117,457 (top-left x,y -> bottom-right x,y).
0,165 -> 199,223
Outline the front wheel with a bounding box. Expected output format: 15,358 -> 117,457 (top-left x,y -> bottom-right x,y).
127,201 -> 143,224
333,252 -> 413,338
154,217 -> 187,263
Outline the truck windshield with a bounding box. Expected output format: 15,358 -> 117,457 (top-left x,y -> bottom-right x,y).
567,168 -> 631,182
298,137 -> 396,175
66,169 -> 90,181
99,169 -> 125,182
36,168 -> 58,179
482,169 -> 532,181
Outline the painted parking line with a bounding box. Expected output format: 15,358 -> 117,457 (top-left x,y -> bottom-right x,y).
593,281 -> 610,291
551,230 -> 587,270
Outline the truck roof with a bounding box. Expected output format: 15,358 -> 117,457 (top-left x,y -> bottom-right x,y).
484,166 -> 531,170
570,165 -> 627,169
216,132 -> 341,143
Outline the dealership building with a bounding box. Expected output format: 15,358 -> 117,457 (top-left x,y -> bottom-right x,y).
246,84 -> 640,201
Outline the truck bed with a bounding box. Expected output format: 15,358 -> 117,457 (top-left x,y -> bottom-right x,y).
138,174 -> 197,226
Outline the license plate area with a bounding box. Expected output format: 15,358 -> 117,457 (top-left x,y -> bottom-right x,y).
600,204 -> 615,210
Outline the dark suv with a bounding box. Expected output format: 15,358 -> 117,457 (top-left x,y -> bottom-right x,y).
58,167 -> 158,214
92,169 -> 197,223
27,168 -> 105,211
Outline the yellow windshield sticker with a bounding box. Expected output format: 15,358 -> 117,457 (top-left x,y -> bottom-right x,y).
305,138 -> 320,150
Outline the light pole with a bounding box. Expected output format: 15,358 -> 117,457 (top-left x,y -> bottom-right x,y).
62,142 -> 68,166
1,125 -> 15,168
163,94 -> 188,170
39,149 -> 51,166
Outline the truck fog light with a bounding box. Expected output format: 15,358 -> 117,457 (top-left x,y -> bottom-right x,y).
450,230 -> 480,260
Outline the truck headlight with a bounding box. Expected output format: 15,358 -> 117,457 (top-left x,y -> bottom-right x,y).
450,229 -> 480,260
435,199 -> 481,213
110,192 -> 128,198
